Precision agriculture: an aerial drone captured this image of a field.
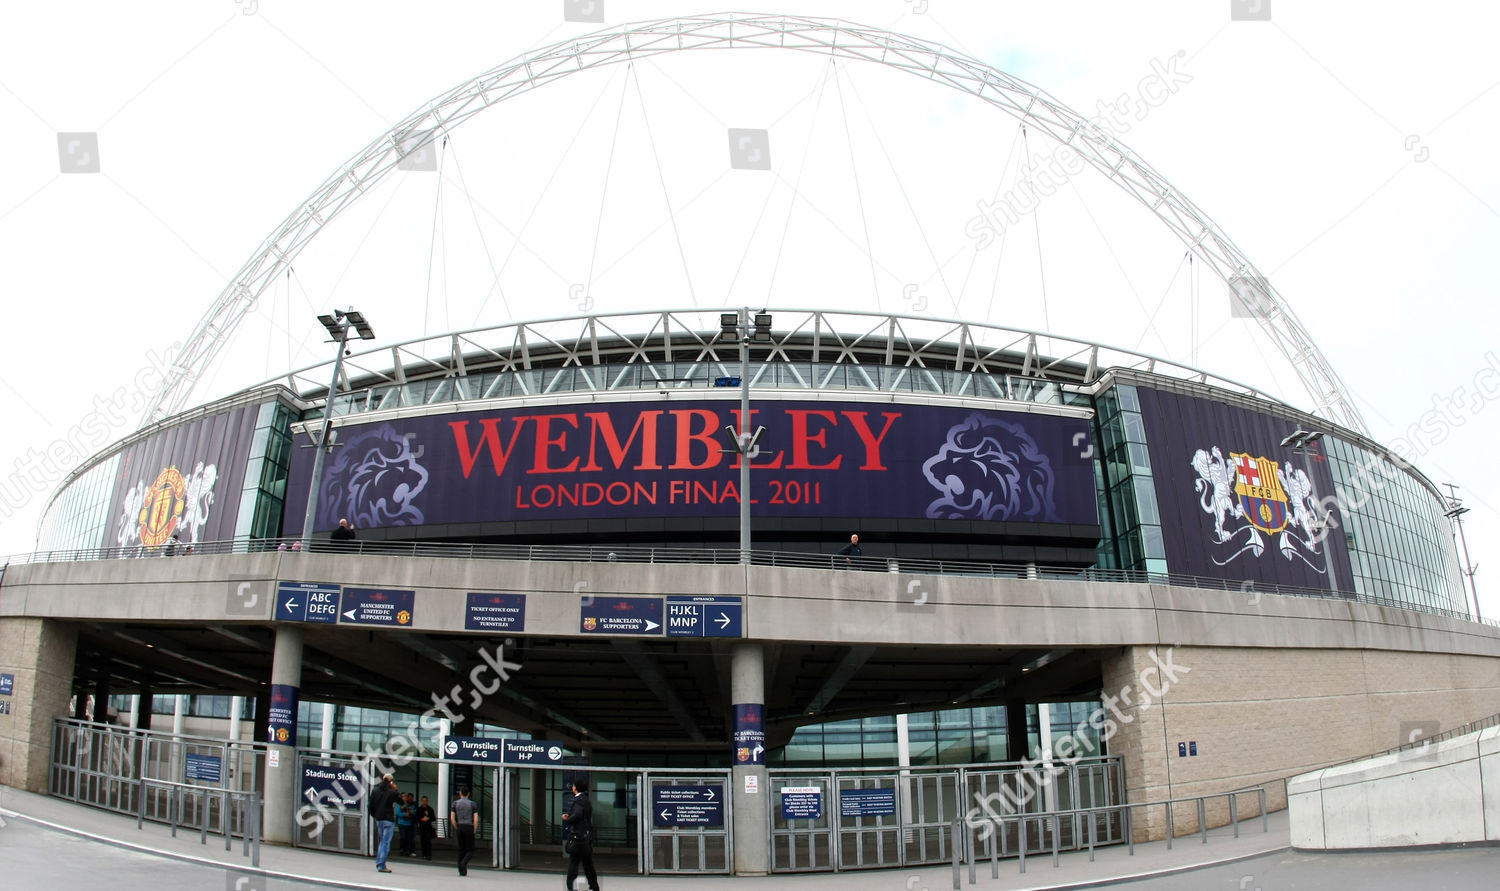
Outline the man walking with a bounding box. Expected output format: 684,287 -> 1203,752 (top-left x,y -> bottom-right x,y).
451,785 -> 478,876
368,774 -> 399,874
561,777 -> 600,891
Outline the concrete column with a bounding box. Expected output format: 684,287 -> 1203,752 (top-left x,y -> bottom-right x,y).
0,618 -> 78,792
1100,646 -> 1172,842
127,694 -> 141,732
134,687 -> 154,731
91,663 -> 111,723
1037,702 -> 1056,812
437,717 -> 451,825
896,712 -> 914,834
252,688 -> 270,743
227,695 -> 243,742
1005,699 -> 1029,762
263,626 -> 305,845
72,690 -> 88,720
730,642 -> 768,876
170,694 -> 187,782
320,701 -> 336,758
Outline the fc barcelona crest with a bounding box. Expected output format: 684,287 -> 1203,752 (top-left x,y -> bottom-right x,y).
582,616 -> 597,631
1231,453 -> 1289,535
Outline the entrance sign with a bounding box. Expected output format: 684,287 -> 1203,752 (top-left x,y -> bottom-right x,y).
464,592 -> 526,631
301,765 -> 363,808
274,581 -> 341,623
338,587 -> 415,627
442,736 -> 505,763
839,787 -> 897,817
184,753 -> 222,783
652,785 -> 725,826
580,596 -> 663,635
502,740 -> 568,765
665,596 -> 743,638
780,786 -> 823,820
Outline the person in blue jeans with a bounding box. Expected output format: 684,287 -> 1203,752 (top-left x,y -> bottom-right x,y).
368,773 -> 400,873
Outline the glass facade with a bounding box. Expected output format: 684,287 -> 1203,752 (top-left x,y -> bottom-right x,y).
1093,385 -> 1167,574
235,401 -> 295,541
36,452 -> 120,552
1324,436 -> 1468,613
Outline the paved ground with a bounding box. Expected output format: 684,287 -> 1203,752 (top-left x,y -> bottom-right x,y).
3,784 -> 1494,889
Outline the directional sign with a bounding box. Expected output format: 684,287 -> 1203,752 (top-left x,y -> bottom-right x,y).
274,582 -> 342,623
339,587 -> 416,627
653,785 -> 724,826
780,786 -> 823,820
502,740 -> 568,765
442,735 -> 506,763
267,684 -> 298,746
0,673 -> 13,696
301,765 -> 363,808
840,787 -> 897,817
733,703 -> 765,765
185,753 -> 222,783
465,592 -> 526,632
665,596 -> 743,638
580,597 -> 663,635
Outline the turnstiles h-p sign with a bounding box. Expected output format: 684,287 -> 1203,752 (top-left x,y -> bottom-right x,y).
443,736 -> 567,765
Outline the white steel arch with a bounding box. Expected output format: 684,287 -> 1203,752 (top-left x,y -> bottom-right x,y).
145,12 -> 1367,434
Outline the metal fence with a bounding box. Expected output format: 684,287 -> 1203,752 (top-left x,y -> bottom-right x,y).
768,757 -> 1123,873
7,537 -> 1490,628
49,718 -> 263,865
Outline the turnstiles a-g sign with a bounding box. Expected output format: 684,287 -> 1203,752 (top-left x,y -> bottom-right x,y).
443,736 -> 568,765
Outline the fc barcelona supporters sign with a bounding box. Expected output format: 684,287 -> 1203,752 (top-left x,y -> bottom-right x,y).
283,398 -> 1098,534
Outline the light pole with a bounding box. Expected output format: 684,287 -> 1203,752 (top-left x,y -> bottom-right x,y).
1443,483 -> 1481,620
300,309 -> 375,549
1280,428 -> 1337,593
718,310 -> 770,565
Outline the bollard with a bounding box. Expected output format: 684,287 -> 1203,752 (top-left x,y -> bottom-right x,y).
1230,792 -> 1239,839
1126,805 -> 1134,856
1018,816 -> 1027,874
1087,807 -> 1096,862
200,790 -> 209,845
1260,788 -> 1268,833
967,822 -> 976,885
1051,813 -> 1060,868
1166,802 -> 1173,850
1198,798 -> 1207,845
950,816 -> 961,890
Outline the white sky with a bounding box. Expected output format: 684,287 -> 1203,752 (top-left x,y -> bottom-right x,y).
1,1 -> 1496,614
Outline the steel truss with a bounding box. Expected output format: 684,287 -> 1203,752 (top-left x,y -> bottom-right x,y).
143,13 -> 1365,433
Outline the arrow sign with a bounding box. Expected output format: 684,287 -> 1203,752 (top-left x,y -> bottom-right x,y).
274,582 -> 341,623
343,609 -> 357,621
715,612 -> 731,629
665,596 -> 742,638
338,587 -> 416,627
652,785 -> 725,826
579,597 -> 664,636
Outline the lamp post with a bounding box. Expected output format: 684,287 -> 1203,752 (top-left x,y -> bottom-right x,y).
1443,483 -> 1481,620
300,309 -> 375,549
1280,428 -> 1337,594
718,309 -> 770,565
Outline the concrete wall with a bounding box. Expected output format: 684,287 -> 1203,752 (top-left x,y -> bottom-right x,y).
1100,644 -> 1500,840
0,617 -> 77,792
1289,725 -> 1500,849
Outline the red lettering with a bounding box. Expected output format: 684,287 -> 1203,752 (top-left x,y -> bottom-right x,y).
530,414 -> 580,473
582,411 -> 662,471
450,417 -> 529,479
786,410 -> 841,470
843,411 -> 901,470
668,409 -> 722,470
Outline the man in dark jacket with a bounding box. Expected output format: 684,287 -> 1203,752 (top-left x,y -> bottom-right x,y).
415,795 -> 437,860
368,774 -> 399,873
561,777 -> 600,891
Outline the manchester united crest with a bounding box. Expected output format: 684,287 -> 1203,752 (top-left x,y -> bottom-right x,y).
138,466 -> 187,547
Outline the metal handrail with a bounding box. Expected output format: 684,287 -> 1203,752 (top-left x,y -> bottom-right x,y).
955,782 -> 1275,885
134,775 -> 261,867
7,536 -> 1492,628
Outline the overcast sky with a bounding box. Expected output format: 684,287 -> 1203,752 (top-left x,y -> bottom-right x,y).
2,1 -> 1496,614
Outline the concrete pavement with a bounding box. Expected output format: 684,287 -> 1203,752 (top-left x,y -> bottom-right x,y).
0,783 -> 1291,890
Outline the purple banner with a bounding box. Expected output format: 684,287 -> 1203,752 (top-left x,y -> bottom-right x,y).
267,683 -> 299,746
107,402 -> 261,551
1135,387 -> 1353,592
733,703 -> 765,766
283,399 -> 1097,534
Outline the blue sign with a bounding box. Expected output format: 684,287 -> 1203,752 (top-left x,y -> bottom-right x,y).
780,787 -> 823,820
733,703 -> 765,765
0,701 -> 9,716
339,587 -> 416,627
580,597 -> 663,635
185,753 -> 222,783
840,787 -> 896,817
653,785 -> 725,826
267,684 -> 298,746
443,735 -> 506,763
665,596 -> 743,638
502,740 -> 568,765
301,765 -> 363,808
465,592 -> 526,632
0,673 -> 13,696
274,582 -> 342,623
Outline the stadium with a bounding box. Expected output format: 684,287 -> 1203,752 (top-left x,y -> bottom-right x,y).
3,13 -> 1498,880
